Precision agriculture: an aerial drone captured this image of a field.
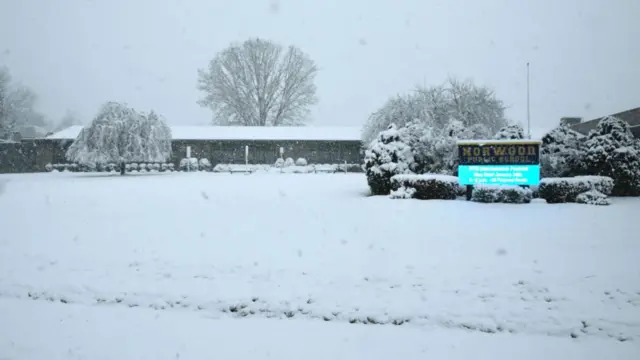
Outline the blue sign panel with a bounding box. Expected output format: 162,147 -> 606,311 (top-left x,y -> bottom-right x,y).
458,165 -> 540,186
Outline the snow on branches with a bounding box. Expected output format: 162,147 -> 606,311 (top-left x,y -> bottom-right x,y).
66,102 -> 172,173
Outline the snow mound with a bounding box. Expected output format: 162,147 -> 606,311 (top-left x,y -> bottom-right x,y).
576,190 -> 610,206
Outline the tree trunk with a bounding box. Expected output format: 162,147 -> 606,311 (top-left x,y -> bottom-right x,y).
120,162 -> 125,175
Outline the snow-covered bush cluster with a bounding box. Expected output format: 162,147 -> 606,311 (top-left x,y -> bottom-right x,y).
540,116 -> 640,196
389,174 -> 458,200
45,163 -> 78,172
295,158 -> 307,166
363,118 -> 525,196
179,157 -> 199,171
65,102 -> 172,175
46,162 -> 177,173
211,163 -> 362,174
538,176 -> 614,204
471,185 -> 533,204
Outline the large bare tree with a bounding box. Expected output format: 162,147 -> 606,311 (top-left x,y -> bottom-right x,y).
197,38 -> 318,126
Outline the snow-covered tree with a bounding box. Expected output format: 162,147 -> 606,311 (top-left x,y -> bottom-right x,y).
197,37 -> 318,126
493,124 -> 525,140
540,124 -> 585,177
361,93 -> 430,144
66,102 -> 172,175
361,78 -> 508,145
364,124 -> 416,195
579,116 -> 640,196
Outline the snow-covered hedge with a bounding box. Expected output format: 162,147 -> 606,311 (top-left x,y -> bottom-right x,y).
390,174 -> 458,200
538,176 -> 614,204
575,190 -> 610,206
284,157 -> 295,167
471,185 -> 533,204
295,158 -> 307,166
274,158 -> 285,168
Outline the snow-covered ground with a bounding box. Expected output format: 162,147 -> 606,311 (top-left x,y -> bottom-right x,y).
1,172 -> 639,359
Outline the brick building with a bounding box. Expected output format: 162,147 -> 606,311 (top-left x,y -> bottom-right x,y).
0,125 -> 364,173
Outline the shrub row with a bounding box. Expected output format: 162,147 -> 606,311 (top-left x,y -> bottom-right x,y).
471,185 -> 533,204
212,163 -> 363,174
45,163 -> 177,172
390,174 -> 459,200
538,176 -> 613,205
387,174 -> 613,206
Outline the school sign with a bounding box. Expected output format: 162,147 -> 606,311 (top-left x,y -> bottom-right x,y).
456,140 -> 541,186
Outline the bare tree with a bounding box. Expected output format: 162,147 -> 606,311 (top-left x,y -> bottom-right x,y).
197,38 -> 318,126
0,66 -> 48,135
0,66 -> 11,133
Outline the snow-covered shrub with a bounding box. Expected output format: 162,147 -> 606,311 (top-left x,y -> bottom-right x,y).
577,116 -> 640,196
335,163 -> 364,173
471,185 -> 533,204
44,163 -> 53,172
129,163 -> 138,171
213,164 -> 230,173
138,163 -> 147,172
168,163 -> 175,171
106,163 -> 116,172
275,158 -> 285,168
540,124 -> 586,178
493,124 -> 525,140
364,124 -> 416,195
199,158 -> 212,171
390,174 -> 458,200
538,176 -> 614,203
389,186 -> 417,199
283,157 -> 295,167
295,158 -> 307,166
150,163 -> 160,171
180,158 -> 198,171
576,190 -> 610,206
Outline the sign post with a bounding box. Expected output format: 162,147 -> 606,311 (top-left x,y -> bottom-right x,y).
245,146 -> 249,166
456,139 -> 541,200
186,146 -> 191,172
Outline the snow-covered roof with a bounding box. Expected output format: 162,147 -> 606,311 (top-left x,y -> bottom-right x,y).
47,125 -> 84,140
46,125 -> 362,141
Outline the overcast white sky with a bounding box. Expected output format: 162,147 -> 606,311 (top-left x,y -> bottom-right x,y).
1,0 -> 638,133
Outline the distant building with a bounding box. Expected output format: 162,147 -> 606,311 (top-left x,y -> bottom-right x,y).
570,107 -> 640,138
0,125 -> 365,173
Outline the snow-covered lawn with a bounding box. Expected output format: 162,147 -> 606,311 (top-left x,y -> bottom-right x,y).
1,172 -> 639,359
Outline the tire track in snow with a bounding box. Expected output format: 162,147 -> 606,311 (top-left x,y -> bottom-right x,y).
0,286 -> 636,343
